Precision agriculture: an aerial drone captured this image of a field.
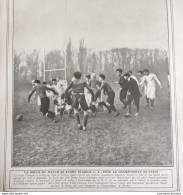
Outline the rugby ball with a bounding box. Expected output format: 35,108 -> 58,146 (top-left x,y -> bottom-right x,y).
16,114 -> 23,121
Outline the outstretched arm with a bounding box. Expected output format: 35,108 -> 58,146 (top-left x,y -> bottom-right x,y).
138,76 -> 146,86
46,87 -> 58,95
28,88 -> 36,102
153,74 -> 162,87
64,82 -> 73,96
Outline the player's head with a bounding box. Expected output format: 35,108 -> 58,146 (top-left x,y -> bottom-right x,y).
91,73 -> 96,79
52,79 -> 57,85
116,68 -> 123,76
56,77 -> 60,81
144,69 -> 150,76
85,74 -> 91,81
128,71 -> 132,76
123,73 -> 130,80
99,74 -> 105,81
34,80 -> 40,86
43,81 -> 47,86
74,71 -> 82,79
137,71 -> 144,77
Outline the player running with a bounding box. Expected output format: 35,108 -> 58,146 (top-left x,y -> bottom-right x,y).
97,74 -> 119,117
115,69 -> 128,108
64,71 -> 94,131
137,71 -> 148,105
123,73 -> 142,117
28,80 -> 58,122
31,79 -> 41,107
143,69 -> 162,107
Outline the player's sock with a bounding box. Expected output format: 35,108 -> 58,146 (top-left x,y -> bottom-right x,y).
146,97 -> 149,105
83,114 -> 88,128
75,113 -> 81,124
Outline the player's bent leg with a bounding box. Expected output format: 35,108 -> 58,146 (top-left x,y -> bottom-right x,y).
111,105 -> 119,117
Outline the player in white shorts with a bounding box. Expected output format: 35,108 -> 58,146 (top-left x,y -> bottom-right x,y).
137,71 -> 148,105
52,79 -> 63,96
143,69 -> 162,107
56,77 -> 68,93
84,75 -> 92,110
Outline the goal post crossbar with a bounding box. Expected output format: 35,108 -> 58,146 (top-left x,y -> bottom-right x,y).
43,51 -> 67,81
45,68 -> 66,72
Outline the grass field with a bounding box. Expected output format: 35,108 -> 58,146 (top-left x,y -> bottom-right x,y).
13,82 -> 172,166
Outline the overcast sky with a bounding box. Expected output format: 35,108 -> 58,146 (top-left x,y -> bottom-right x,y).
14,0 -> 168,52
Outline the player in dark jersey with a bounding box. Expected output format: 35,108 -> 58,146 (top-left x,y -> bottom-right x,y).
123,73 -> 142,117
115,69 -> 128,108
65,71 -> 94,131
97,74 -> 119,117
28,80 -> 58,122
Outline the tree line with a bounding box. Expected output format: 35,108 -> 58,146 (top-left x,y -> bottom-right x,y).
14,39 -> 169,85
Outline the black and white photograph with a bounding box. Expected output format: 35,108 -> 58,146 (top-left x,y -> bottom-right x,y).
13,0 -> 172,167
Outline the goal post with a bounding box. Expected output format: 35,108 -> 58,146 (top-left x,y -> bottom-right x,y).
43,50 -> 67,82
